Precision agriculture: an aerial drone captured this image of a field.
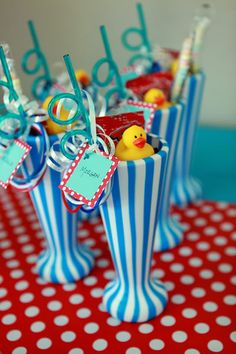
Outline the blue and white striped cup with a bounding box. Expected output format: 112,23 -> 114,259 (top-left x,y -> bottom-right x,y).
22,133 -> 94,284
150,102 -> 185,251
172,72 -> 206,206
100,135 -> 169,322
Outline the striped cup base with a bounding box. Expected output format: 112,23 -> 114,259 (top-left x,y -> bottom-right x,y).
172,176 -> 202,207
103,278 -> 168,322
37,244 -> 94,284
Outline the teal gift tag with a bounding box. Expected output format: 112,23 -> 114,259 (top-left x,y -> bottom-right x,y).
120,100 -> 156,131
0,139 -> 31,189
60,144 -> 119,207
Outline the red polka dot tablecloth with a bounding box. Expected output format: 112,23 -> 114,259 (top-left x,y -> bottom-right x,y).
0,189 -> 236,354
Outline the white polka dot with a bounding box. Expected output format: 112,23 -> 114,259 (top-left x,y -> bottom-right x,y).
201,205 -> 214,213
170,263 -> 184,272
54,315 -> 69,326
149,339 -> 165,350
194,323 -> 210,334
37,338 -> 52,349
218,263 -> 233,273
31,321 -> 46,333
25,254 -> 37,264
41,287 -> 56,297
196,242 -> 210,251
21,244 -> 35,253
90,288 -> 103,298
138,324 -> 154,334
76,308 -> 91,319
96,259 -> 109,268
207,340 -> 224,352
61,331 -> 76,342
191,287 -> 206,298
171,294 -> 186,304
220,222 -> 234,231
172,331 -> 188,343
160,315 -> 176,326
25,306 -> 40,317
83,276 -> 98,286
10,269 -> 24,279
231,232 -> 236,241
180,275 -> 195,285
194,218 -> 207,226
0,239 -> 11,248
189,257 -> 203,267
216,316 -> 231,326
199,269 -> 214,279
185,209 -> 198,217
92,339 -> 108,351
179,247 -> 192,256
6,329 -> 22,341
62,283 -> 77,291
210,213 -> 223,222
203,301 -> 218,312
211,282 -> 226,292
230,276 -> 236,285
103,270 -> 115,280
225,247 -> 236,256
152,269 -> 165,279
204,227 -> 217,236
164,281 -> 175,291
69,294 -> 84,305
69,349 -> 84,354
6,260 -> 20,268
47,300 -> 62,311
106,317 -> 121,326
160,252 -> 174,262
0,287 -> 7,298
230,331 -> 236,343
217,202 -> 228,209
98,303 -> 106,312
12,347 -> 27,354
84,322 -> 99,334
223,295 -> 236,305
185,349 -> 200,354
93,248 -> 102,257
214,236 -> 227,246
187,232 -> 200,241
116,331 -> 131,342
1,313 -> 16,325
19,292 -> 34,303
126,348 -> 141,354
35,277 -> 47,285
95,225 -> 104,233
182,308 -> 197,318
0,300 -> 12,311
2,249 -> 15,259
207,252 -> 221,262
227,208 -> 236,217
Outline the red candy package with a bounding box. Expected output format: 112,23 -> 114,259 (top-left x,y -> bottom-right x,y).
96,111 -> 145,145
126,71 -> 173,99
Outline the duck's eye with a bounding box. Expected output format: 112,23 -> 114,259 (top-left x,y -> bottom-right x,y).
134,135 -> 137,139
140,133 -> 143,137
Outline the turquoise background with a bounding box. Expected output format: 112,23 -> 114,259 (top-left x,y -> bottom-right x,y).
191,126 -> 236,204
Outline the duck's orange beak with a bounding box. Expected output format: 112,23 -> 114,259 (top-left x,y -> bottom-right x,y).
133,137 -> 146,148
155,96 -> 165,106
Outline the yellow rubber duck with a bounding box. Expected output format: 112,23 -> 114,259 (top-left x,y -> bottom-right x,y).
115,125 -> 154,161
143,88 -> 172,109
42,96 -> 74,135
75,69 -> 91,87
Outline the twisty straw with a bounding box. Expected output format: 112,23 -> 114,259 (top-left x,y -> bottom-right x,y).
92,25 -> 127,107
22,20 -> 53,101
121,3 -> 152,68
